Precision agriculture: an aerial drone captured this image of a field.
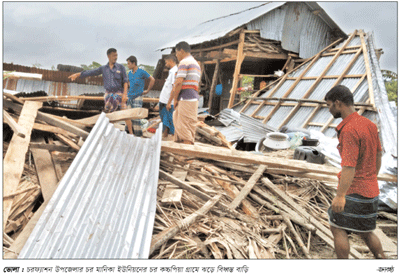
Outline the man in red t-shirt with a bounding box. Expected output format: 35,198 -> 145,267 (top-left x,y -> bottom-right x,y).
325,85 -> 385,259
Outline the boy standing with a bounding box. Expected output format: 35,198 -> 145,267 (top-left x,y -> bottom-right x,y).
126,56 -> 155,136
159,55 -> 178,138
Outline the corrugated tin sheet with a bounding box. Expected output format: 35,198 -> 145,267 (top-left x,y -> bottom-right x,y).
285,106 -> 314,128
18,113 -> 162,259
240,114 -> 276,143
158,2 -> 346,59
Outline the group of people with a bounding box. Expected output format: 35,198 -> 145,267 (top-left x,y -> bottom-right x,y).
69,44 -> 386,260
69,41 -> 200,143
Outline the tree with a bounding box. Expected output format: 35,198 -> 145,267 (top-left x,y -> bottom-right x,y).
138,64 -> 155,76
81,61 -> 102,70
382,70 -> 398,105
32,63 -> 42,68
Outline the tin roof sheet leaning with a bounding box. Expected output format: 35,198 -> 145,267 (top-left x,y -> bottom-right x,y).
18,113 -> 162,259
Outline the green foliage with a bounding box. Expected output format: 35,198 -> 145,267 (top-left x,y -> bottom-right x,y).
32,63 -> 42,68
81,61 -> 102,70
242,76 -> 254,89
139,64 -> 155,76
382,70 -> 398,105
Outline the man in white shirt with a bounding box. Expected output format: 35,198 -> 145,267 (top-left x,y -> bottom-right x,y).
159,55 -> 178,138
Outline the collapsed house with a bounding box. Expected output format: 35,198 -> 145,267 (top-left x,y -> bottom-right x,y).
156,1 -> 347,114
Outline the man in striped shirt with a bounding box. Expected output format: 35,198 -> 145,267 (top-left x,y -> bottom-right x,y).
171,41 -> 201,144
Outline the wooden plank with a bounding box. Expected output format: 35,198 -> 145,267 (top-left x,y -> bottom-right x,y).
3,100 -> 90,139
29,142 -> 73,152
244,51 -> 288,60
3,101 -> 42,232
150,194 -> 222,255
378,211 -> 397,222
3,92 -> 25,105
262,100 -> 282,124
277,102 -> 302,130
300,30 -> 358,101
3,110 -> 25,138
228,165 -> 267,210
75,107 -> 148,125
161,141 -> 397,182
161,185 -> 183,204
191,39 -> 240,53
374,228 -> 397,253
30,138 -> 59,201
228,31 -> 245,108
359,30 -> 375,107
31,121 -> 79,138
55,134 -> 81,151
301,104 -> 322,129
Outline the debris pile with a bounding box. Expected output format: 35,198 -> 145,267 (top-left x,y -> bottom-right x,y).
2,93 -> 398,259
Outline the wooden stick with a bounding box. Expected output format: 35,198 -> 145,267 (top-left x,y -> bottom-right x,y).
228,165 -> 267,210
150,194 -> 222,255
261,177 -> 363,259
4,100 -> 89,139
3,101 -> 42,232
282,215 -> 312,259
3,186 -> 40,199
158,169 -> 259,226
3,110 -> 25,138
75,108 -> 148,125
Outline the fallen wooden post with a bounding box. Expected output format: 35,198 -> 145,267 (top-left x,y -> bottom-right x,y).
161,141 -> 397,182
3,100 -> 90,139
228,165 -> 267,210
29,143 -> 74,152
30,137 -> 59,201
3,110 -> 25,138
3,101 -> 42,232
150,194 -> 222,255
75,108 -> 148,125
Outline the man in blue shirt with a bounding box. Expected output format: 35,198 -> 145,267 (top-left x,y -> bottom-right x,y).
68,48 -> 133,133
126,55 -> 155,137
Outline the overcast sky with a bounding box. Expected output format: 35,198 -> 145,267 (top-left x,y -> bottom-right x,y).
2,1 -> 398,73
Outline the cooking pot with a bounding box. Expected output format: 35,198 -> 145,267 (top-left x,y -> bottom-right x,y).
263,132 -> 291,150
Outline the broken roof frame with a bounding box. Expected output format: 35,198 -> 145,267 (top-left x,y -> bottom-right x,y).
18,113 -> 162,259
232,29 -> 397,156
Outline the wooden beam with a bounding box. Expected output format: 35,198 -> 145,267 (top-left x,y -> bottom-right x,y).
244,51 -> 288,60
29,142 -> 73,152
262,100 -> 282,124
208,59 -> 220,110
228,31 -> 245,108
285,74 -> 365,80
331,47 -> 363,87
75,108 -> 148,125
30,138 -> 59,201
228,165 -> 267,210
161,141 -> 396,182
359,30 -> 375,107
301,30 -> 358,100
3,100 -> 90,139
191,39 -> 240,53
3,110 -> 25,138
277,102 -> 302,130
3,101 -> 42,232
55,134 -> 81,151
321,49 -> 359,56
3,92 -> 25,105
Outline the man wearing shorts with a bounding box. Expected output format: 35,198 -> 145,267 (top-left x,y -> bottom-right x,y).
325,85 -> 385,259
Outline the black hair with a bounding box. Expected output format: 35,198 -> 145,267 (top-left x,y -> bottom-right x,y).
126,56 -> 137,65
324,85 -> 354,106
175,41 -> 191,53
165,54 -> 177,64
107,48 -> 117,56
